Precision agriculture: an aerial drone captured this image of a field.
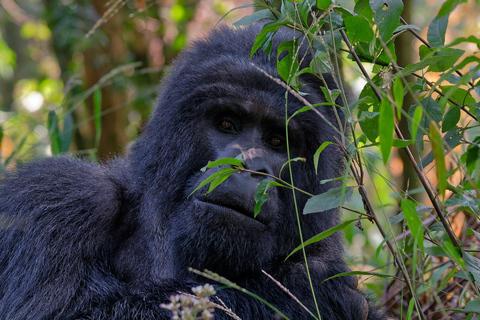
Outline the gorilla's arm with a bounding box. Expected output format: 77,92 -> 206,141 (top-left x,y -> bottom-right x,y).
0,157 -> 129,318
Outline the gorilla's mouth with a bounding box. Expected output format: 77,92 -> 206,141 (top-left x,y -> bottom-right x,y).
194,198 -> 267,226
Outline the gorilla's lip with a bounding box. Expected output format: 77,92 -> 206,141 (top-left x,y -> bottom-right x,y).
194,198 -> 267,226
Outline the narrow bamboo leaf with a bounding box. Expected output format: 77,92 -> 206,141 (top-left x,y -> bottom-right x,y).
410,106 -> 423,141
427,14 -> 449,47
401,199 -> 424,254
189,168 -> 237,197
430,123 -> 447,199
207,171 -> 234,194
286,219 -> 358,259
303,186 -> 353,214
406,298 -> 415,319
393,76 -> 403,119
393,139 -> 413,148
322,270 -> 396,283
438,268 -> 457,292
379,98 -> 394,164
314,142 -> 334,174
60,113 -> 74,153
375,233 -> 391,259
47,110 -> 61,155
201,157 -> 245,172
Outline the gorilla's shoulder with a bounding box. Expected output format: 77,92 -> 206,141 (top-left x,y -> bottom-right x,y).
0,157 -> 126,236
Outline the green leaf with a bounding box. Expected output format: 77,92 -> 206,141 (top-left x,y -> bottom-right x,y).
314,142 -> 334,174
463,300 -> 480,313
60,113 -> 74,153
447,35 -> 480,50
251,21 -> 285,57
277,40 -> 300,86
189,168 -> 238,197
442,106 -> 460,133
303,186 -> 353,214
200,157 -> 245,172
463,251 -> 480,286
427,14 -> 449,47
467,228 -> 480,240
47,110 -> 61,155
344,15 -> 374,43
379,98 -> 394,164
286,219 -> 358,259
370,0 -> 404,41
317,0 -> 332,10
393,24 -> 421,33
406,298 -> 415,319
393,76 -> 403,118
254,179 -> 271,217
410,105 -> 423,141
437,0 -> 467,18
429,48 -> 465,72
430,123 -> 447,198
234,9 -> 275,27
401,199 -> 424,254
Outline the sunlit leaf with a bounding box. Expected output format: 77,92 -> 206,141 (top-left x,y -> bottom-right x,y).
379,98 -> 394,164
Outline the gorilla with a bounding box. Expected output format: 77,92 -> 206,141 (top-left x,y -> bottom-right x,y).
0,24 -> 382,319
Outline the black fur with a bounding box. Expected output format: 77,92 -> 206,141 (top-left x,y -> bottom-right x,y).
0,25 -> 383,319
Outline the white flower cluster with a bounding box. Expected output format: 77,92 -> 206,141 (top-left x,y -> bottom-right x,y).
161,284 -> 217,320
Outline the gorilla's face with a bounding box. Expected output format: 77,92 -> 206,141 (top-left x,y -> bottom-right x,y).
167,85 -> 308,278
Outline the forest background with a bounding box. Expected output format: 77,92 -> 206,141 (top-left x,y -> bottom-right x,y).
1,0 -> 480,319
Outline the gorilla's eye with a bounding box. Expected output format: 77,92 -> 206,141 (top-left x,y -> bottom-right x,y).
268,136 -> 284,148
218,119 -> 236,132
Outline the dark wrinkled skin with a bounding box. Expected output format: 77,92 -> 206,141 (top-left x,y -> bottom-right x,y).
0,25 -> 384,320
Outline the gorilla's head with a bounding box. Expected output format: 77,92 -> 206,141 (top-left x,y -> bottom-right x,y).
130,24 -> 345,279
